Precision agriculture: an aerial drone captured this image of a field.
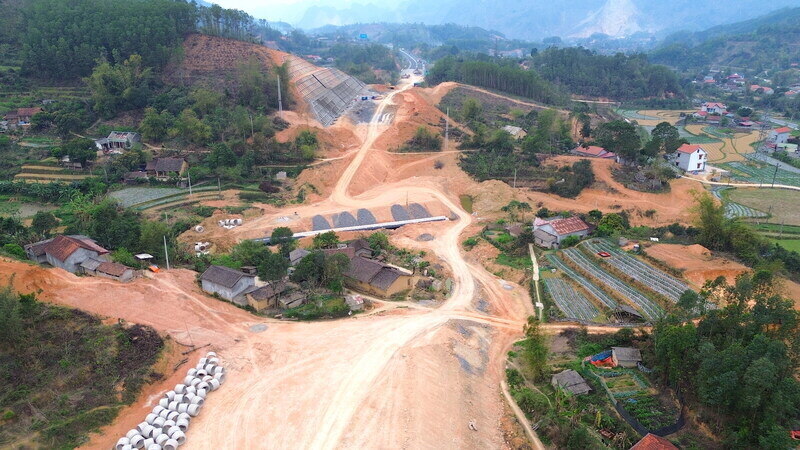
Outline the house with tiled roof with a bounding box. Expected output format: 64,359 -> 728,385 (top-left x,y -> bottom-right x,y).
573,145 -> 617,159
343,256 -> 414,298
629,433 -> 678,450
4,107 -> 43,128
199,265 -> 256,302
673,144 -> 707,172
95,131 -> 140,152
532,216 -> 591,249
24,234 -> 110,273
145,157 -> 188,180
769,127 -> 793,144
700,102 -> 727,114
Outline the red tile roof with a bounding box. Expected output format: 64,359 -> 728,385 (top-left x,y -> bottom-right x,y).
45,235 -> 109,262
630,433 -> 678,450
549,216 -> 590,235
774,127 -> 792,134
703,102 -> 726,108
677,144 -> 704,154
97,261 -> 130,277
16,107 -> 42,117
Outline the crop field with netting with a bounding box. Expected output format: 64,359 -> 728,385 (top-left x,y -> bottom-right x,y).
562,248 -> 664,320
710,186 -> 768,219
543,277 -> 599,321
582,240 -> 690,302
722,161 -> 800,187
545,254 -> 618,309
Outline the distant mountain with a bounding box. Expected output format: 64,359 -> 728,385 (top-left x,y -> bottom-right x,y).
650,7 -> 800,70
290,0 -> 800,41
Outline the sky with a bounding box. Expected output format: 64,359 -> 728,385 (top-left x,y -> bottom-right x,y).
211,0 -> 388,23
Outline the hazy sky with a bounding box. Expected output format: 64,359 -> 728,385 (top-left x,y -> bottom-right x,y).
212,0 -> 392,23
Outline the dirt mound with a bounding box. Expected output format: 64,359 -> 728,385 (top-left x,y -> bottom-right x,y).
645,243 -> 747,287
417,81 -> 459,105
373,90 -> 449,152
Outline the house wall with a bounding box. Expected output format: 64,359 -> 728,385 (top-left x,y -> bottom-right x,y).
247,295 -> 276,311
771,132 -> 789,144
612,355 -> 639,368
344,274 -> 414,298
46,248 -> 100,273
676,151 -> 706,172
97,269 -> 135,282
534,229 -> 558,249
201,277 -> 254,301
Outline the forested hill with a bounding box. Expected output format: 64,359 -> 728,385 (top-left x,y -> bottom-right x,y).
650,7 -> 800,71
529,48 -> 683,100
1,0 -> 257,81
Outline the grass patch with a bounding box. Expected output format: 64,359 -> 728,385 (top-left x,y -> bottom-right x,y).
283,295 -> 350,320
496,252 -> 532,270
459,194 -> 473,214
728,188 -> 800,226
769,238 -> 800,252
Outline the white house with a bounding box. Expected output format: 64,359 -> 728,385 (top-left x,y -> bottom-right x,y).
674,144 -> 707,172
769,127 -> 792,144
24,235 -> 110,273
701,102 -> 727,114
532,216 -> 591,249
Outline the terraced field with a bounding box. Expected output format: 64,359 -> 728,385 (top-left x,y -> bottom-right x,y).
722,160 -> 800,187
710,186 -> 767,219
109,186 -> 221,210
545,254 -> 618,309
542,277 -> 599,321
561,248 -> 664,320
581,240 -> 690,302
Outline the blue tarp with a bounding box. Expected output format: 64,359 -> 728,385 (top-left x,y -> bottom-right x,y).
590,350 -> 613,362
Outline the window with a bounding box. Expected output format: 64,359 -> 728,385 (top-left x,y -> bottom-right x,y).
697,163 -> 702,169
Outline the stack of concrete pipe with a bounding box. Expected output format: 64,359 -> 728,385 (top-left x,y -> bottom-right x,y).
113,352 -> 226,450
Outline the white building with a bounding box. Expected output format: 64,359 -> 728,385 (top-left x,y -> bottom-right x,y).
701,102 -> 727,114
674,144 -> 707,172
532,216 -> 591,249
769,127 -> 792,144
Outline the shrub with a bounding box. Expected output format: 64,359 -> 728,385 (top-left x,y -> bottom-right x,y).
2,243 -> 26,259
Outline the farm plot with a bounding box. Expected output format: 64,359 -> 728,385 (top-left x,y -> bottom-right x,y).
545,254 -> 618,309
562,248 -> 664,320
723,161 -> 800,187
543,277 -> 599,321
581,240 -> 691,302
109,187 -> 183,207
710,186 -> 767,219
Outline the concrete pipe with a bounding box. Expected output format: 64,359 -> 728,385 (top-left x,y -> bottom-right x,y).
187,368 -> 197,377
140,425 -> 154,438
189,378 -> 201,387
126,429 -> 140,440
182,375 -> 195,385
151,428 -> 163,440
158,409 -> 170,419
159,398 -> 170,409
173,394 -> 184,404
153,417 -> 166,428
208,378 -> 220,391
116,437 -> 130,450
213,371 -> 226,383
153,405 -> 166,415
122,445 -> 133,450
163,419 -> 176,429
177,412 -> 191,422
171,430 -> 186,445
198,357 -> 208,366
185,386 -> 197,395
136,422 -> 149,433
167,425 -> 182,437
207,351 -> 217,357
208,357 -> 220,365
145,413 -> 158,425
142,440 -> 155,449
163,439 -> 179,450
175,418 -> 189,431
190,396 -> 204,406
155,433 -> 170,446
196,369 -> 208,377
197,388 -> 207,398
167,411 -> 178,421
174,384 -> 186,394
166,390 -> 176,401
203,364 -> 216,373
212,366 -> 225,375
168,401 -> 180,411
187,403 -> 201,417
197,382 -> 210,391
129,435 -> 145,449
202,375 -> 213,383
184,392 -> 196,402
147,445 -> 162,450
177,403 -> 189,413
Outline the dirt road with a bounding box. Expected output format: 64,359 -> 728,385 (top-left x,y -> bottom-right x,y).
12,72 -> 546,449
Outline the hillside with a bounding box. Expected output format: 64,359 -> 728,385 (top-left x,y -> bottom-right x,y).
650,7 -> 800,70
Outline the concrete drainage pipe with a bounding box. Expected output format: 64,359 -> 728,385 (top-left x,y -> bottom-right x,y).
165,390 -> 176,401
140,425 -> 154,438
190,396 -> 204,406
171,430 -> 187,445
182,376 -> 195,385
153,406 -> 166,416
187,404 -> 202,416
122,445 -> 134,450
196,388 -> 208,398
158,409 -> 170,419
152,417 -> 166,428
187,368 -> 197,377
213,371 -> 226,383
129,435 -> 144,448
166,411 -> 178,421
177,412 -> 191,423
145,413 -> 157,425
177,403 -> 189,413
136,422 -> 149,433
174,384 -> 186,394
158,398 -> 169,409
167,401 -> 179,411
116,437 -> 130,449
163,439 -> 179,450
175,418 -> 189,431
147,444 -> 162,450
173,394 -> 184,404
184,392 -> 196,403
202,375 -> 213,383
151,428 -> 163,440
207,351 -> 217,357
185,385 -> 197,395
155,433 -> 170,446
203,364 -> 216,373
196,369 -> 208,378
143,437 -> 155,448
197,382 -> 210,391
189,378 -> 201,387
126,429 -> 140,440
208,357 -> 220,365
198,357 -> 208,366
212,366 -> 225,375
163,419 -> 176,429
209,379 -> 220,391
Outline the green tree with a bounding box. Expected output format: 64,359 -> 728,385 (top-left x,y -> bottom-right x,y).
0,286 -> 22,345
206,143 -> 237,169
693,192 -> 729,251
257,252 -> 289,282
597,213 -> 626,236
461,97 -> 483,122
139,107 -> 174,142
520,317 -> 549,381
323,252 -> 351,293
312,231 -> 340,249
190,88 -> 224,115
270,227 -> 295,256
594,120 -> 641,163
31,211 -> 58,236
645,121 -> 684,156
138,220 -> 171,260
367,232 -> 391,254
86,54 -> 152,118
175,109 -> 211,145
51,138 -> 97,165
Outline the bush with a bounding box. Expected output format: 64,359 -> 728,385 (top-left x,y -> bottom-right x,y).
560,235 -> 581,248
463,237 -> 479,250
401,126 -> 442,152
2,243 -> 26,259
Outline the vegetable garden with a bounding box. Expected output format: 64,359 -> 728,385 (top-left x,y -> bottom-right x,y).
542,277 -> 599,321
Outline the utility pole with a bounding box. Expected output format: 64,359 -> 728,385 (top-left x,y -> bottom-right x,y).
217,176 -> 222,199
513,167 -> 517,189
277,74 -> 283,119
772,163 -> 780,187
163,235 -> 170,271
188,171 -> 192,196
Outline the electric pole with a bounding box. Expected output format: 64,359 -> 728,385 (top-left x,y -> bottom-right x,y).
163,235 -> 170,271
445,107 -> 449,151
188,171 -> 192,196
277,74 -> 283,119
772,163 -> 780,187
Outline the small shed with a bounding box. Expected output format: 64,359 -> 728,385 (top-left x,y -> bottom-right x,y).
551,369 -> 592,395
275,171 -> 288,180
246,282 -> 288,311
96,261 -> 136,282
612,346 -> 642,368
630,433 -> 678,450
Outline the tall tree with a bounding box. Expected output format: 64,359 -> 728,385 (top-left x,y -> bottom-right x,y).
593,120 -> 641,163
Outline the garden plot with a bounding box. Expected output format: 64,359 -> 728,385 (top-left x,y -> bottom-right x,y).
545,254 -> 618,309
723,161 -> 800,187
562,248 -> 664,320
543,277 -> 599,321
710,186 -> 767,219
582,240 -> 691,302
110,187 -> 183,207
